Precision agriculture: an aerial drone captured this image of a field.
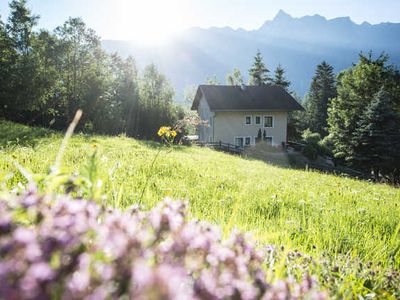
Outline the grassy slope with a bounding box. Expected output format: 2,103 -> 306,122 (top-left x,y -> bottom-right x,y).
1,121 -> 400,296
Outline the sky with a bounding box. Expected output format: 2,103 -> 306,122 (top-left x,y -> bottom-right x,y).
1,0 -> 400,43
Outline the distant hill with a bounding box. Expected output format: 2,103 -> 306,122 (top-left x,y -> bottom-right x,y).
102,10 -> 400,102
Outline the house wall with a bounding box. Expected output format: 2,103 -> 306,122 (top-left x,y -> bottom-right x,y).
197,95 -> 214,142
213,111 -> 288,146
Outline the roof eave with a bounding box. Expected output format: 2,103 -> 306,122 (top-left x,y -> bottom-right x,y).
191,87 -> 203,110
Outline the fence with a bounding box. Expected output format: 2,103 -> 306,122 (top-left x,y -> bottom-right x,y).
195,141 -> 245,154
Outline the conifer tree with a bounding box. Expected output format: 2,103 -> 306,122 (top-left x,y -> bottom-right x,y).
249,50 -> 271,86
273,64 -> 290,91
305,61 -> 336,136
328,53 -> 399,162
351,88 -> 400,182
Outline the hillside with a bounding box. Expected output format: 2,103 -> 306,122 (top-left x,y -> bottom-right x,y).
1,121 -> 400,297
102,10 -> 400,100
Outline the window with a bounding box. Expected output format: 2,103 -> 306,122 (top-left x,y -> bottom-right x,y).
265,137 -> 273,145
235,137 -> 244,147
245,137 -> 251,146
255,116 -> 261,125
264,116 -> 273,128
245,116 -> 252,125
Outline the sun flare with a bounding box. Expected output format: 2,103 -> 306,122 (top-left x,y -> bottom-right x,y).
113,0 -> 187,45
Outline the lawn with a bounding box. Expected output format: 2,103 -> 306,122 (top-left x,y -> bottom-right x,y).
1,120 -> 399,298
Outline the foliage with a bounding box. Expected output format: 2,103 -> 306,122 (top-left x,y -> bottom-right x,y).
351,88 -> 400,183
248,50 -> 271,86
0,0 -> 185,139
1,121 -> 400,298
304,61 -> 336,136
302,129 -> 321,145
287,94 -> 307,141
0,189 -> 328,299
272,64 -> 291,91
205,74 -> 220,85
301,129 -> 332,160
183,84 -> 197,105
226,68 -> 244,86
328,53 -> 400,181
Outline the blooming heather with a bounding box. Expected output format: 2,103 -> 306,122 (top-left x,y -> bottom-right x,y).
0,189 -> 326,299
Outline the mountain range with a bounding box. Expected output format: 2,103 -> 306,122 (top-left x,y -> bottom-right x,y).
102,10 -> 400,102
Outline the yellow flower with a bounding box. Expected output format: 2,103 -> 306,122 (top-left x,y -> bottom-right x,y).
171,130 -> 177,138
157,126 -> 170,137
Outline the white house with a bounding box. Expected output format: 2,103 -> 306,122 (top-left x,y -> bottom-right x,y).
191,85 -> 304,147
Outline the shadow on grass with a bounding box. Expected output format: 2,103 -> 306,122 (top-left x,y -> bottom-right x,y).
0,121 -> 57,148
242,145 -> 371,181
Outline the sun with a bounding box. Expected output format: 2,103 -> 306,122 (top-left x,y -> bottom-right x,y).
114,0 -> 187,45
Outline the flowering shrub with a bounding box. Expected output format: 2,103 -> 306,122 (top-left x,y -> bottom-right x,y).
0,189 -> 327,299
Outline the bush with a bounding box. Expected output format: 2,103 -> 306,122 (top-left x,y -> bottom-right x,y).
301,129 -> 333,159
303,144 -> 319,160
0,189 -> 326,299
302,129 -> 321,145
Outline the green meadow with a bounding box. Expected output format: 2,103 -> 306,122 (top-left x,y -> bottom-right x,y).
1,120 -> 399,298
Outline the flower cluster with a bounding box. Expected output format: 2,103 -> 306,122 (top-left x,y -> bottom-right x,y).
157,126 -> 177,140
0,190 -> 326,299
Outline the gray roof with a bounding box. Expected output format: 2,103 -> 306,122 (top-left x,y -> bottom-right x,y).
191,85 -> 304,112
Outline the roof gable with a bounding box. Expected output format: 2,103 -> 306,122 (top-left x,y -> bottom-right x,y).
191,85 -> 304,112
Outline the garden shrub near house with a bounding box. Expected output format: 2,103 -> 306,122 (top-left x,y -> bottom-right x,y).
301,129 -> 331,160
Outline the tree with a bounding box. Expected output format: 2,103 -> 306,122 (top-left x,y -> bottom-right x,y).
4,0 -> 40,118
287,94 -> 308,141
351,88 -> 400,182
205,75 -> 220,85
0,17 -> 16,118
328,53 -> 400,172
138,64 -> 176,139
54,17 -> 107,123
249,50 -> 271,86
305,61 -> 336,136
183,84 -> 197,105
97,54 -> 139,135
272,64 -> 290,91
0,2 -> 188,140
226,68 -> 244,86
6,0 -> 39,55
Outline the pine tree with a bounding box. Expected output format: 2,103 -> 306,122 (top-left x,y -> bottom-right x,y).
352,88 -> 400,182
328,53 -> 399,162
305,61 -> 336,136
273,64 -> 290,91
249,50 -> 271,86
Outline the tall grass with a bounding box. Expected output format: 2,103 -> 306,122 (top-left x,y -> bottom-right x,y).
0,120 -> 399,297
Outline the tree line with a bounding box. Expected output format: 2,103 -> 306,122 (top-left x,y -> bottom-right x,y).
0,0 -> 185,139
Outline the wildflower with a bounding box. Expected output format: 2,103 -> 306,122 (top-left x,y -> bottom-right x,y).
0,191 -> 327,299
157,126 -> 170,137
170,130 -> 177,138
